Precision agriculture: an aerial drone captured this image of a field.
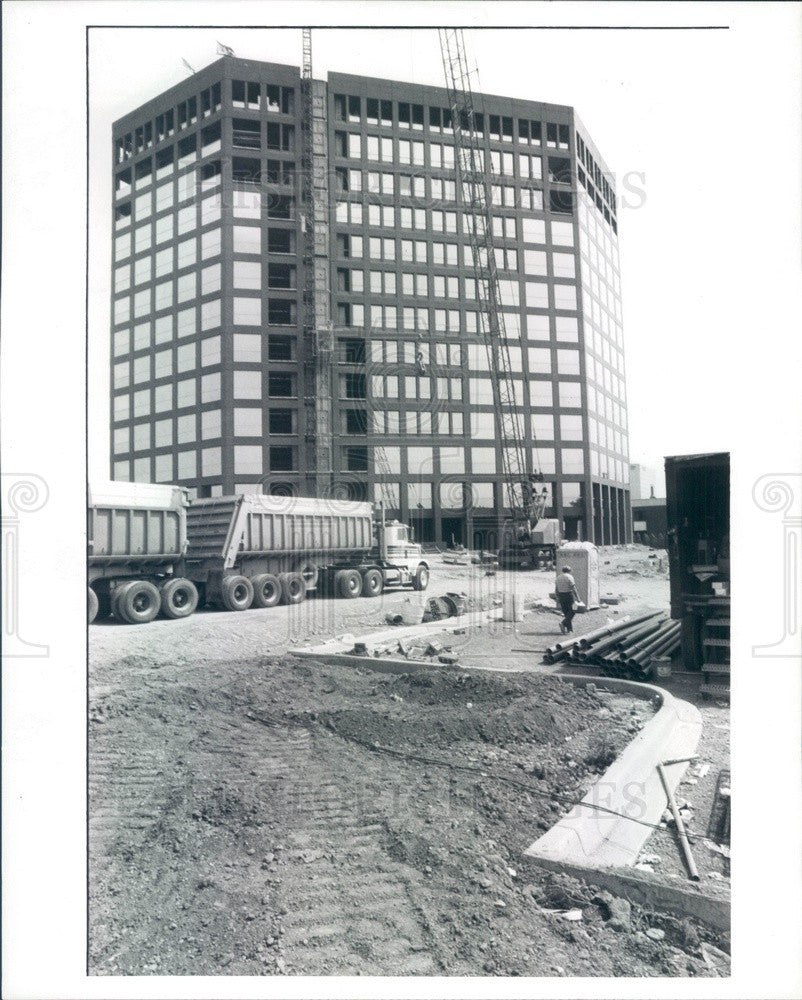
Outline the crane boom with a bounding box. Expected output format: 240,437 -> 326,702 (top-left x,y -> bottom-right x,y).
439,29 -> 548,535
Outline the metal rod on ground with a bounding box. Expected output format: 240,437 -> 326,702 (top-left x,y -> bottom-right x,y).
657,761 -> 700,881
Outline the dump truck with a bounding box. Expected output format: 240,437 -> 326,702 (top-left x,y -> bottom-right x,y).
184,493 -> 430,610
665,452 -> 730,697
88,481 -> 198,624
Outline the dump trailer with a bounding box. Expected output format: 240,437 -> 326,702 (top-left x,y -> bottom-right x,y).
665,452 -> 730,696
87,481 -> 198,624
184,493 -> 430,611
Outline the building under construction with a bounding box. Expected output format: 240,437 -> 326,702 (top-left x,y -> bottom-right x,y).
109,51 -> 631,547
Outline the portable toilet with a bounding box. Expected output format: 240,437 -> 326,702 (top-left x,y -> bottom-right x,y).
555,542 -> 599,608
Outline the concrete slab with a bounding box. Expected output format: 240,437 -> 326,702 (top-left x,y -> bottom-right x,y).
523,674 -> 702,870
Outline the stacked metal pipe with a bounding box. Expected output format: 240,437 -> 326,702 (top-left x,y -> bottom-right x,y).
543,610 -> 681,681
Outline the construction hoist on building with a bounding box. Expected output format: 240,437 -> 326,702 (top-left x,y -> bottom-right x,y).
439,29 -> 550,566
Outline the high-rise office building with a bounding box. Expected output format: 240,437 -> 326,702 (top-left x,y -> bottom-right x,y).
109,55 -> 631,547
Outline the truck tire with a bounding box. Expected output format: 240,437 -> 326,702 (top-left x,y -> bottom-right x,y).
361,568 -> 384,598
251,573 -> 282,608
116,580 -> 161,624
292,558 -> 319,590
279,571 -> 306,605
93,582 -> 112,619
88,586 -> 99,624
412,564 -> 430,592
220,575 -> 254,612
160,578 -> 199,619
336,568 -> 362,599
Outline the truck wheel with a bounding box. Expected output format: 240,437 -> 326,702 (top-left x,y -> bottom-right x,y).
160,578 -> 199,619
336,568 -> 362,599
361,568 -> 384,597
412,564 -> 430,591
292,559 -> 319,590
116,580 -> 161,624
279,572 -> 306,605
88,587 -> 99,624
251,573 -> 282,608
220,575 -> 254,612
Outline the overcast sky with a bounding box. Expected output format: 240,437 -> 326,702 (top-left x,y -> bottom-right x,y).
88,13 -> 802,491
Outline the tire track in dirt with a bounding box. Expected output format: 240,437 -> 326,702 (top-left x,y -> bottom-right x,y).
249,722 -> 447,975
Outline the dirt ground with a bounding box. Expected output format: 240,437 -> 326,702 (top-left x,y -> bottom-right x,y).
89,545 -> 731,978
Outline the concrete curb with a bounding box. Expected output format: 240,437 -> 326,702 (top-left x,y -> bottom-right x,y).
523,672 -> 702,869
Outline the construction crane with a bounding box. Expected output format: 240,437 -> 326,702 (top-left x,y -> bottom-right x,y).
439,28 -> 550,566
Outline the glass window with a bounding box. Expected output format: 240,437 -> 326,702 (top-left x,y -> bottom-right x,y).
551,220 -> 574,247
235,445 -> 263,474
154,453 -> 174,482
201,336 -> 221,367
176,273 -> 196,303
202,227 -> 222,259
155,247 -> 172,277
234,407 -> 262,436
177,450 -> 197,479
555,316 -> 579,342
202,263 -> 221,294
201,372 -> 221,402
113,328 -> 130,356
560,414 -> 583,440
176,413 -> 195,443
234,260 -> 261,289
553,252 -> 575,278
201,410 -> 222,439
525,281 -> 549,309
176,306 -> 196,338
176,343 -> 196,373
177,237 -> 196,269
234,297 -> 261,325
562,448 -> 585,473
155,280 -> 173,311
558,382 -> 582,408
554,284 -> 577,310
557,349 -> 581,375
134,224 -> 151,253
133,388 -> 150,417
233,225 -> 260,254
521,218 -> 546,244
201,299 -> 221,330
233,370 -> 261,398
177,205 -> 195,235
133,423 -> 151,451
530,380 -> 553,407
133,289 -> 150,319
154,384 -> 172,413
155,214 -> 174,245
233,333 -> 261,362
176,378 -> 196,408
115,231 -> 131,260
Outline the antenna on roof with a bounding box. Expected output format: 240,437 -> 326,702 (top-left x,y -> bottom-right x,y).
181,58 -> 196,75
216,41 -> 235,57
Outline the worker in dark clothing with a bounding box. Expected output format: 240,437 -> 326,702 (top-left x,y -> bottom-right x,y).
555,566 -> 580,634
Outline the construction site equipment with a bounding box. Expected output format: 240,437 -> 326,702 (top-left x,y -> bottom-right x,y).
439,29 -> 549,569
87,481 -> 197,624
300,27 -> 334,497
555,542 -> 600,607
665,453 -> 730,698
184,494 -> 429,610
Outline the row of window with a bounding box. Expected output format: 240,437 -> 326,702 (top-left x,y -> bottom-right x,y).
333,93 -> 570,150
113,408 -> 296,453
335,212 -> 574,250
115,79 -> 295,165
